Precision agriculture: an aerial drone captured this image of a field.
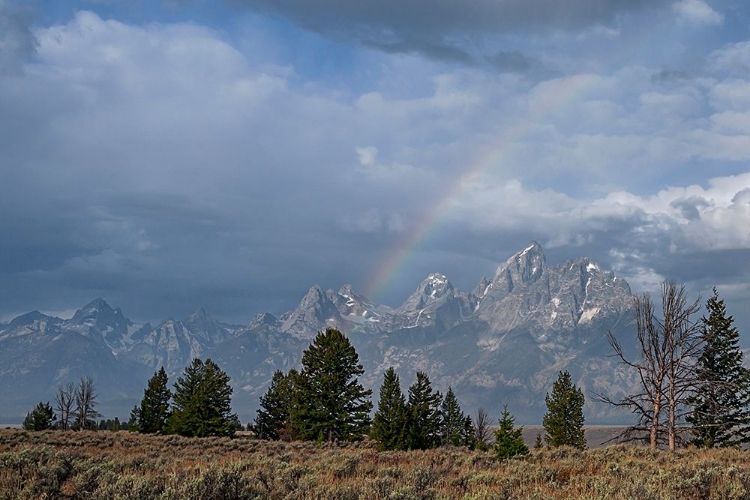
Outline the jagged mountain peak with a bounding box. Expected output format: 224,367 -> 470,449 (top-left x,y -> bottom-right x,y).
397,272 -> 457,314
419,272 -> 453,295
332,284 -> 375,315
7,310 -> 55,329
183,307 -> 220,330
472,276 -> 491,299
67,297 -> 127,327
280,284 -> 345,338
249,312 -> 278,329
490,241 -> 546,292
68,297 -> 128,326
80,297 -> 113,313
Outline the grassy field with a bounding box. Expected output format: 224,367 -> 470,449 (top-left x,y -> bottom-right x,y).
2,429 -> 750,499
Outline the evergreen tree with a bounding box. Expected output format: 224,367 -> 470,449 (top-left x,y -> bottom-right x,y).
534,432 -> 544,450
405,371 -> 443,450
462,415 -> 476,450
167,358 -> 238,437
254,369 -> 297,440
543,370 -> 586,449
440,387 -> 472,447
494,405 -> 528,459
138,367 -> 172,434
687,289 -> 750,447
291,329 -> 372,442
22,402 -> 56,431
128,405 -> 141,432
370,367 -> 408,450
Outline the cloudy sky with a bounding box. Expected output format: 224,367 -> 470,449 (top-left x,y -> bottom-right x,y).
1,0 -> 750,334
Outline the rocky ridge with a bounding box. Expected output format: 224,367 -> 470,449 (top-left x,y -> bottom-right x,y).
0,242 -> 637,423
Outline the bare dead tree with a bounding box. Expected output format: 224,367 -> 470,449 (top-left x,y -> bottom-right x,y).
474,407 -> 493,450
597,282 -> 701,451
74,376 -> 101,430
54,382 -> 75,431
661,282 -> 702,450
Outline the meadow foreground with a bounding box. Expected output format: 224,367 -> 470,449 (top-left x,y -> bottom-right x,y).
1,430 -> 750,499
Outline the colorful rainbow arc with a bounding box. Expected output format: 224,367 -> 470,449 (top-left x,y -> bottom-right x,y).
362,74 -> 599,303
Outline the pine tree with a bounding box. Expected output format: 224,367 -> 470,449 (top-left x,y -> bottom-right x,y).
291,329 -> 372,442
167,358 -> 238,437
440,387 -> 472,447
254,369 -> 297,440
22,402 -> 56,431
534,432 -> 543,450
128,405 -> 141,432
462,415 -> 476,450
138,367 -> 172,434
494,405 -> 529,459
370,367 -> 408,450
405,371 -> 443,450
543,370 -> 586,449
687,288 -> 750,447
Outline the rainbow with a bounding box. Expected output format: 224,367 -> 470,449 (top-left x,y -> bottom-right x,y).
362,73 -> 599,303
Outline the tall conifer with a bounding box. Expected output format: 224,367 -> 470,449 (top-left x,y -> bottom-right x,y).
167,358 -> 237,437
291,329 -> 372,442
254,369 -> 297,440
370,367 -> 408,450
138,367 -> 171,434
405,371 -> 442,450
543,370 -> 586,449
494,405 -> 528,459
440,387 -> 473,446
687,289 -> 750,447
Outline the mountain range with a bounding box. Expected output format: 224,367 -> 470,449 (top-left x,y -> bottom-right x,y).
0,242 -> 639,424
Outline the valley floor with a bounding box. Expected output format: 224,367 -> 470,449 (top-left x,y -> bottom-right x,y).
1,429 -> 749,499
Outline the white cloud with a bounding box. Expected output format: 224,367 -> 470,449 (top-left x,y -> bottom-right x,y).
709,41 -> 750,76
356,146 -> 378,166
672,0 -> 724,26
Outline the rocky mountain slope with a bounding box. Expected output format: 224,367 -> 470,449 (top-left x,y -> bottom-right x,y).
0,242 -> 638,423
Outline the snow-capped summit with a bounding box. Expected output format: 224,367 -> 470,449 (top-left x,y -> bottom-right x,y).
400,273 -> 455,312
65,298 -> 136,353
491,241 -> 546,292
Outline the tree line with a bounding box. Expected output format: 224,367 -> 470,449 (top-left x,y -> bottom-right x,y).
250,327 -> 586,458
23,282 -> 743,455
22,326 -> 585,460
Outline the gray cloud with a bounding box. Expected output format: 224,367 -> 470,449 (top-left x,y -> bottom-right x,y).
229,0 -> 671,62
0,0 -> 36,75
3,9 -> 750,341
651,68 -> 694,85
669,196 -> 710,221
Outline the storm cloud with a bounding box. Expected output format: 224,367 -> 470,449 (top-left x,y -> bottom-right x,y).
228,0 -> 678,64
1,2 -> 750,337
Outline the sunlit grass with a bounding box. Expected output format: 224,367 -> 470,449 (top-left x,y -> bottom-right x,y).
1,429 -> 750,499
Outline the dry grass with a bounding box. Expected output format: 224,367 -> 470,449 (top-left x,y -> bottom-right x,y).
1,429 -> 750,499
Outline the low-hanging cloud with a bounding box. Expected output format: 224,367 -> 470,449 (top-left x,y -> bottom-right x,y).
228,0 -> 672,63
